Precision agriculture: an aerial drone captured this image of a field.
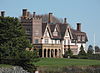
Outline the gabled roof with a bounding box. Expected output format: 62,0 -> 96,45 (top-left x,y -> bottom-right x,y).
49,24 -> 56,32
70,28 -> 88,42
59,23 -> 69,38
49,23 -> 62,40
42,23 -> 47,36
42,22 -> 88,43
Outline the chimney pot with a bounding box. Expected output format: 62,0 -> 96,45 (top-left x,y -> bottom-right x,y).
48,13 -> 53,23
33,12 -> 36,17
77,23 -> 81,31
64,18 -> 67,24
1,11 -> 5,17
27,12 -> 30,17
22,9 -> 27,18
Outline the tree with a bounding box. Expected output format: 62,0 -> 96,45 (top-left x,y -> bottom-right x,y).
87,45 -> 94,55
95,46 -> 100,52
63,46 -> 73,58
0,16 -> 31,58
78,45 -> 86,56
0,16 -> 39,72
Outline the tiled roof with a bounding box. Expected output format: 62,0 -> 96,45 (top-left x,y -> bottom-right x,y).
42,22 -> 88,42
70,28 -> 88,42
49,24 -> 56,32
58,23 -> 68,37
42,23 -> 47,36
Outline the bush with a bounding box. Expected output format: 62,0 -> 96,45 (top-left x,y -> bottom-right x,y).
78,55 -> 88,59
88,54 -> 100,60
71,55 -> 79,59
71,55 -> 88,59
63,47 -> 73,58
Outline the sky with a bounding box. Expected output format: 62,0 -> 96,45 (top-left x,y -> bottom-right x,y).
0,0 -> 100,47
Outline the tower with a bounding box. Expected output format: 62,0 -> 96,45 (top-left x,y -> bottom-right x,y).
32,13 -> 42,44
21,9 -> 33,43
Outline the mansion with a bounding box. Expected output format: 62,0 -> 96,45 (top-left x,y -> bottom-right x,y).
21,9 -> 88,58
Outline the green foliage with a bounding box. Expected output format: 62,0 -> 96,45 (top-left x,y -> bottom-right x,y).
78,45 -> 86,56
87,45 -> 94,55
0,16 -> 30,58
0,16 -> 39,72
88,54 -> 100,60
95,46 -> 100,52
63,46 -> 73,58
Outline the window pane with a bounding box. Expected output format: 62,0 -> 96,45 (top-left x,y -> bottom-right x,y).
35,39 -> 39,44
45,39 -> 48,44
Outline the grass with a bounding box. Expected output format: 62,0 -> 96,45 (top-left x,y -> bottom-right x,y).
0,64 -> 13,68
34,58 -> 100,67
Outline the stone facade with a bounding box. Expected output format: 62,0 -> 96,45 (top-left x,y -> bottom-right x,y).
21,9 -> 88,58
0,66 -> 29,73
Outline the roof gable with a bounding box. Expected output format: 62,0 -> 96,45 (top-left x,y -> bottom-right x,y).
42,23 -> 52,38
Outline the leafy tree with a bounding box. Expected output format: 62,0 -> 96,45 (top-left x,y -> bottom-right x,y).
87,45 -> 94,55
78,45 -> 86,56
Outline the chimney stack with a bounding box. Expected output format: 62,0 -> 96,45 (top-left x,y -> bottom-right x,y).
48,13 -> 52,23
33,12 -> 36,17
77,23 -> 81,31
64,18 -> 67,24
1,11 -> 5,17
22,9 -> 27,18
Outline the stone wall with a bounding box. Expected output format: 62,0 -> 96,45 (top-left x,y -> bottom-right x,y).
0,66 -> 29,73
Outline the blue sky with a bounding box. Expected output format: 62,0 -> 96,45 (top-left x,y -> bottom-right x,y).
0,0 -> 100,47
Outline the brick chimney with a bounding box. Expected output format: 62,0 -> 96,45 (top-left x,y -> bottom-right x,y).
64,18 -> 67,24
27,11 -> 30,17
48,13 -> 52,23
77,23 -> 81,31
33,12 -> 36,17
22,9 -> 27,18
1,11 -> 5,17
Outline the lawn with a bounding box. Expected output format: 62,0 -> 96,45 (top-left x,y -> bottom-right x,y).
34,58 -> 100,67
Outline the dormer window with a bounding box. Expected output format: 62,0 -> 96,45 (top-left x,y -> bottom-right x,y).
82,36 -> 85,41
34,39 -> 39,44
53,28 -> 58,36
64,40 -> 66,45
45,39 -> 49,44
53,31 -> 58,36
77,36 -> 81,41
44,31 -> 47,36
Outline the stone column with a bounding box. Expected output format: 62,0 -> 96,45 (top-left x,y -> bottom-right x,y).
46,49 -> 48,58
57,49 -> 59,58
59,49 -> 62,58
42,49 -> 44,58
49,49 -> 51,58
53,49 -> 55,58
61,49 -> 63,58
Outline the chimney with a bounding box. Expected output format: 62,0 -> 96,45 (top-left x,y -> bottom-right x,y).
1,11 -> 5,17
33,12 -> 36,17
64,18 -> 67,24
22,9 -> 27,18
27,12 -> 30,17
48,13 -> 52,23
77,23 -> 81,31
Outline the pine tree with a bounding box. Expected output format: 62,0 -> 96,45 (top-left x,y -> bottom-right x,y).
0,16 -> 38,72
87,45 -> 93,55
0,16 -> 31,58
63,46 -> 73,58
78,45 -> 86,56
